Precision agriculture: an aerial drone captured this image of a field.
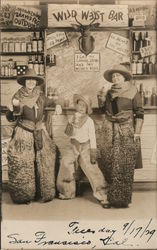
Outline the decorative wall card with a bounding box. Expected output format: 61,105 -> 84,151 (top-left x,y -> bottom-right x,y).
46,32 -> 67,49
48,4 -> 128,27
106,32 -> 130,56
74,53 -> 100,72
12,6 -> 41,28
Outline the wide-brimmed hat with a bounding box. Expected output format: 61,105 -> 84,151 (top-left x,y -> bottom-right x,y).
17,68 -> 44,86
73,94 -> 92,115
104,64 -> 133,83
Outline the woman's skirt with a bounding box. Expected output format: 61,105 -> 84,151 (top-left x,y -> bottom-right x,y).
97,118 -> 140,207
7,126 -> 56,203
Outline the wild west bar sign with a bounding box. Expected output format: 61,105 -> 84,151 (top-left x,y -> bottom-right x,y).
48,5 -> 128,27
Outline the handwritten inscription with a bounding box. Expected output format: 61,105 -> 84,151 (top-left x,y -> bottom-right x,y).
6,219 -> 156,248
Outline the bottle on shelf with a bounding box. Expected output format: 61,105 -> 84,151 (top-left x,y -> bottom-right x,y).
2,38 -> 9,52
138,32 -> 143,49
38,31 -> 44,52
134,31 -> 140,51
21,37 -> 27,52
32,32 -> 38,53
144,32 -> 150,47
144,88 -> 151,106
136,58 -> 143,75
144,57 -> 150,74
28,55 -> 33,70
8,38 -> 15,53
39,55 -> 44,76
139,83 -> 145,106
33,55 -> 39,75
1,63 -> 5,76
26,36 -> 32,53
15,38 -> 21,52
148,56 -> 154,75
151,87 -> 157,106
131,55 -> 138,75
13,61 -> 17,76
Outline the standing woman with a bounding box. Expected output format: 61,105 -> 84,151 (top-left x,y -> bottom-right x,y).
97,64 -> 144,208
6,68 -> 62,204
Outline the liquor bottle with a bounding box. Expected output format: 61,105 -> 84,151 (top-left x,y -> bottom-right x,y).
28,55 -> 33,70
136,59 -> 143,75
140,31 -> 146,48
134,31 -> 140,51
39,55 -> 44,76
138,32 -> 143,49
131,59 -> 137,75
148,56 -> 153,75
13,61 -> 17,76
34,55 -> 39,75
132,32 -> 136,52
32,32 -> 38,52
144,88 -> 151,106
139,83 -> 145,106
145,57 -> 149,74
38,31 -> 44,52
154,57 -> 157,74
151,87 -> 157,106
144,32 -> 150,47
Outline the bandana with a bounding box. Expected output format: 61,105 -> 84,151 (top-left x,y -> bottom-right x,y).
13,86 -> 41,109
72,112 -> 88,129
109,81 -> 137,100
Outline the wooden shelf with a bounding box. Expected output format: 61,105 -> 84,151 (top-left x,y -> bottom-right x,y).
133,74 -> 156,78
0,75 -> 45,80
0,52 -> 44,56
0,76 -> 17,80
0,28 -> 45,32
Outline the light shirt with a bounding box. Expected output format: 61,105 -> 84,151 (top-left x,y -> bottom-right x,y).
70,115 -> 97,149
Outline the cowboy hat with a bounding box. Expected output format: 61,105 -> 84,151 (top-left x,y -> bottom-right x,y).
17,68 -> 44,86
104,64 -> 133,83
73,94 -> 93,115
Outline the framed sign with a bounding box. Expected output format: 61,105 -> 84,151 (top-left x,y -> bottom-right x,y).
74,53 -> 100,72
106,33 -> 130,56
48,4 -> 128,27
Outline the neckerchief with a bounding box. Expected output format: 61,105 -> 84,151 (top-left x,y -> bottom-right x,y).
72,112 -> 88,129
13,86 -> 41,109
109,81 -> 137,100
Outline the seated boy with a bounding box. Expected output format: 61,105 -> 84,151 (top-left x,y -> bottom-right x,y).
56,93 -> 107,207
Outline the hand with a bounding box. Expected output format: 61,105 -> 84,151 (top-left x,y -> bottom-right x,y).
7,103 -> 14,112
90,148 -> 97,165
55,104 -> 62,115
134,133 -> 140,142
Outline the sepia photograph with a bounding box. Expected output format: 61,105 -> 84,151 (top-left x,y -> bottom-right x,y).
0,0 -> 157,249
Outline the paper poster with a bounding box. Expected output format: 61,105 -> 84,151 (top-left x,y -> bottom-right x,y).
74,53 -> 100,72
106,33 -> 130,56
47,32 -> 67,49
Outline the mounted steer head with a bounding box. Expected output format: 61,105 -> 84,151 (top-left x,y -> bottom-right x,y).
72,15 -> 100,56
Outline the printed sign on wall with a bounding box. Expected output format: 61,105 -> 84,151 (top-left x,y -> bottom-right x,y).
12,6 -> 41,28
106,33 -> 130,56
47,32 -> 67,49
74,53 -> 100,72
48,4 -> 128,27
0,4 -> 15,26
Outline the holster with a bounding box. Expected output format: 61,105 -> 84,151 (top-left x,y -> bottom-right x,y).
64,122 -> 73,136
34,130 -> 43,151
135,118 -> 144,134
